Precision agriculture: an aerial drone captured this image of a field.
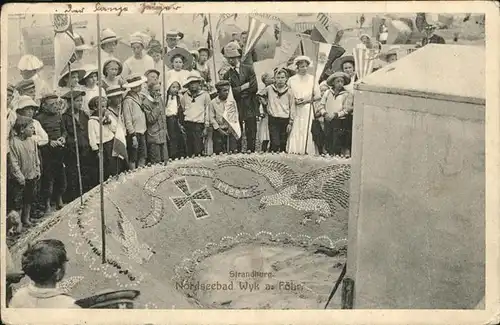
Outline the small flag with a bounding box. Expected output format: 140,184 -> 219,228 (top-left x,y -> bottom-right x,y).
243,17 -> 269,61
222,98 -> 241,139
314,42 -> 333,85
313,13 -> 338,44
216,13 -> 238,30
112,113 -> 128,162
353,48 -> 376,80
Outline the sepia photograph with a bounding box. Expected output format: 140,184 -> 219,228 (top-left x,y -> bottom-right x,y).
1,1 -> 496,324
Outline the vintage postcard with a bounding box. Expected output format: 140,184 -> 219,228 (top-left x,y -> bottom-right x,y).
1,1 -> 498,324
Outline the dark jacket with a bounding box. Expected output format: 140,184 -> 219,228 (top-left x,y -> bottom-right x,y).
422,34 -> 446,46
222,63 -> 259,121
62,109 -> 91,155
142,96 -> 168,144
35,112 -> 67,141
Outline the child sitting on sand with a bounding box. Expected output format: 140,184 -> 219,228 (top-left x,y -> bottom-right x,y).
9,239 -> 80,308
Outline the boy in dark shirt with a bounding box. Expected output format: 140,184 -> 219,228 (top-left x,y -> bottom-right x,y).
36,93 -> 67,215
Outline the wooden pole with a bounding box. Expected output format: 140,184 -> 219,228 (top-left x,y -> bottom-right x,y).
68,62 -> 84,206
96,14 -> 106,264
303,41 -> 321,155
161,13 -> 166,103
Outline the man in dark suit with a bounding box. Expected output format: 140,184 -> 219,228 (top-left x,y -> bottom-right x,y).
422,24 -> 446,46
222,42 -> 259,152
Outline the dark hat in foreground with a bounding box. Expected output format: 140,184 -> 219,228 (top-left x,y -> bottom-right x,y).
60,88 -> 86,100
144,69 -> 161,77
16,80 -> 35,93
75,289 -> 140,309
215,80 -> 230,89
106,85 -> 126,98
124,73 -> 147,88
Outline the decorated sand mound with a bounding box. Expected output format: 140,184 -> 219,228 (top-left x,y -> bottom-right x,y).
10,153 -> 351,309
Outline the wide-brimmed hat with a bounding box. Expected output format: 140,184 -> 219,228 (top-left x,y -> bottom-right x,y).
78,64 -> 99,85
60,88 -> 86,100
102,59 -> 123,77
17,55 -> 44,71
100,28 -> 122,45
75,289 -> 140,309
223,41 -> 243,58
129,33 -> 145,47
165,47 -> 193,69
15,95 -> 39,111
124,73 -> 147,88
15,79 -> 36,94
58,64 -> 87,88
332,55 -> 355,72
183,70 -> 204,88
190,50 -> 200,61
197,46 -> 212,59
293,55 -> 313,66
359,33 -> 372,42
144,69 -> 160,77
326,71 -> 351,87
106,85 -> 126,98
73,32 -> 93,51
379,46 -> 400,62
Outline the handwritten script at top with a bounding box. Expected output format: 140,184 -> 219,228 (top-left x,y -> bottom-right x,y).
139,2 -> 182,15
94,3 -> 129,16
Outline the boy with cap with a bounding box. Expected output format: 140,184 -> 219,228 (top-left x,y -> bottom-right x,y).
106,85 -> 128,176
9,239 -> 80,308
180,71 -> 211,157
208,80 -> 239,154
164,30 -> 187,54
122,33 -> 155,77
8,115 -> 41,229
35,93 -> 67,215
123,73 -> 148,169
15,96 -> 49,147
142,81 -> 169,164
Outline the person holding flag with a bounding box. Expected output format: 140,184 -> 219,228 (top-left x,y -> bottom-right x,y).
221,42 -> 259,153
208,80 -> 240,154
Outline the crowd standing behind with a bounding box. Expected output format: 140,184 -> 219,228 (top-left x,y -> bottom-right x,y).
6,26 -> 413,234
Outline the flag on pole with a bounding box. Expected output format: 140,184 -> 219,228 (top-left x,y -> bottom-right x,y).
273,31 -> 302,66
243,17 -> 268,60
313,42 -> 333,85
311,13 -> 339,44
52,14 -> 76,89
222,99 -> 241,139
352,48 -> 377,80
216,13 -> 238,31
112,114 -> 128,162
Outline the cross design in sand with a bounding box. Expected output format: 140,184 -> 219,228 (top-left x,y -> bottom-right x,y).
170,178 -> 213,219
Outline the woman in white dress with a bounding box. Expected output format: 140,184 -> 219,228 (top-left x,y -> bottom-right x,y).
286,56 -> 321,155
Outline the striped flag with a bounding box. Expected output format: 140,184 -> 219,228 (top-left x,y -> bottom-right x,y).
243,17 -> 268,61
52,14 -> 76,89
312,13 -> 339,44
314,42 -> 333,85
352,48 -> 377,80
222,99 -> 242,139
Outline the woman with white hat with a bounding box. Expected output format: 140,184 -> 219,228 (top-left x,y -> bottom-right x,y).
17,54 -> 52,104
78,64 -> 106,116
164,30 -> 187,54
122,33 -> 155,77
99,28 -> 121,67
286,55 -> 321,155
72,32 -> 93,64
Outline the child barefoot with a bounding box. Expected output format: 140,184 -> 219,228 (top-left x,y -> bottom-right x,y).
9,116 -> 41,229
9,239 -> 80,308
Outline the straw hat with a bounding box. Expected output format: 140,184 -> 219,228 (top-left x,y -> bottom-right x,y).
106,85 -> 126,98
15,79 -> 36,94
75,289 -> 140,309
293,55 -> 312,66
73,32 -> 93,51
326,71 -> 351,87
15,95 -> 39,111
102,59 -> 123,77
129,34 -> 145,47
359,33 -> 372,42
123,73 -> 147,88
58,64 -> 87,88
78,65 -> 99,85
100,28 -> 122,45
379,46 -> 400,62
17,55 -> 44,71
60,88 -> 86,100
332,55 -> 355,72
165,47 -> 193,69
165,30 -> 182,40
222,41 -> 243,58
183,70 -> 204,88
144,69 -> 160,78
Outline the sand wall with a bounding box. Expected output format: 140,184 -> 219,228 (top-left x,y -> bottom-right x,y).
347,91 -> 485,309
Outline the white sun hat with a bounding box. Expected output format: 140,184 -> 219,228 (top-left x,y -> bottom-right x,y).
17,55 -> 44,71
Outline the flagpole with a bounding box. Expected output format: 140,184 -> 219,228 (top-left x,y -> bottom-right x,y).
96,14 -> 106,264
304,41 -> 321,155
161,13 -> 166,105
68,62 -> 84,206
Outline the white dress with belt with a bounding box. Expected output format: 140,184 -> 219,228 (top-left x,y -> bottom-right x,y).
286,73 -> 319,155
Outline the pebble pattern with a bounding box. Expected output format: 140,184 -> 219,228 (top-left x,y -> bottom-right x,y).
171,178 -> 214,219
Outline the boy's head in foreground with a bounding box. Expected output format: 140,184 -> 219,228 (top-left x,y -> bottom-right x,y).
22,239 -> 69,286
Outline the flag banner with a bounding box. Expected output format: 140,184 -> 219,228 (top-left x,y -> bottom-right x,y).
273,31 -> 302,66
112,120 -> 128,162
52,14 -> 76,89
216,13 -> 238,31
222,94 -> 241,139
313,42 -> 332,85
352,47 -> 377,80
243,17 -> 269,60
313,13 -> 340,44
